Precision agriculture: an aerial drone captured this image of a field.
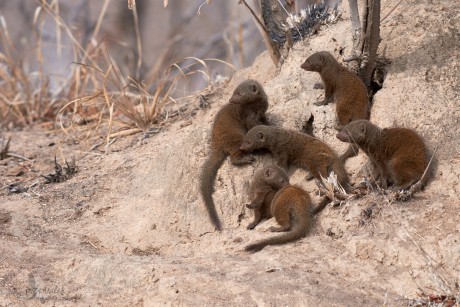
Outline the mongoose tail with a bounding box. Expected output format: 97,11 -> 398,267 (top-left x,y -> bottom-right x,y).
200,150 -> 226,231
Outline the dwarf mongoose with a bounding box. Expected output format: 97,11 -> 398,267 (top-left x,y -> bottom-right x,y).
246,165 -> 290,230
240,125 -> 349,190
301,51 -> 370,162
336,120 -> 429,189
200,80 -> 269,230
301,51 -> 369,129
245,185 -> 312,252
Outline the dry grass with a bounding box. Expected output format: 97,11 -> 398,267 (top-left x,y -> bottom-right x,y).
0,14 -> 51,127
1,2 -> 227,146
0,138 -> 11,159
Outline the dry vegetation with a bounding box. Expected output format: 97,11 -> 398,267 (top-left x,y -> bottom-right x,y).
0,0 -> 459,305
0,1 -> 230,145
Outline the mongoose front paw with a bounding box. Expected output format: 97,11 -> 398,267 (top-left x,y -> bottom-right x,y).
246,203 -> 256,209
231,155 -> 255,166
313,82 -> 324,90
314,99 -> 329,106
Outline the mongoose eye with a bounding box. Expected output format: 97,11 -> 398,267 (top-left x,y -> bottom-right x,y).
256,132 -> 264,140
238,92 -> 242,96
265,168 -> 272,177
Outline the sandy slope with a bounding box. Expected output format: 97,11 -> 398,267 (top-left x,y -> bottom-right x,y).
1,0 -> 459,305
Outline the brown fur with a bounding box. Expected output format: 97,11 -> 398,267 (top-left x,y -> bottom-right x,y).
336,120 -> 429,189
301,51 -> 369,163
246,165 -> 290,230
301,51 -> 369,129
200,80 -> 269,230
245,185 -> 312,252
240,125 -> 349,190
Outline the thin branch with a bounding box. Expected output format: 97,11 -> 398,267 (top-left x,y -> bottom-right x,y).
238,0 -> 280,66
381,0 -> 403,22
129,3 -> 143,80
238,0 -> 269,36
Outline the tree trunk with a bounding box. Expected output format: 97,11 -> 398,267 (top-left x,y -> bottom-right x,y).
361,0 -> 380,87
348,0 -> 362,58
347,0 -> 380,88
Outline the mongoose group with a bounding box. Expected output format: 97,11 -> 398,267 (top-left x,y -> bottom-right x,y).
200,51 -> 431,252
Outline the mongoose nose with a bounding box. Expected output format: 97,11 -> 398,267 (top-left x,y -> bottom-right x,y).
336,131 -> 345,141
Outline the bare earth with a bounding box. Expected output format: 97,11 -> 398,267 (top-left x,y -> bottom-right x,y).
1,0 -> 459,305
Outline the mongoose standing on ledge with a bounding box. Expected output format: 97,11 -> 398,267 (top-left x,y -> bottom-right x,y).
245,185 -> 312,252
336,120 -> 429,189
200,80 -> 269,230
240,125 -> 349,190
301,51 -> 370,162
246,165 -> 290,230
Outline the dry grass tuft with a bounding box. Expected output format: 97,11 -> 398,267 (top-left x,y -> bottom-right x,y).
1,2 -> 230,147
56,55 -> 228,145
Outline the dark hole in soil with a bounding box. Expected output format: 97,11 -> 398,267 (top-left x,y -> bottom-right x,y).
369,57 -> 391,104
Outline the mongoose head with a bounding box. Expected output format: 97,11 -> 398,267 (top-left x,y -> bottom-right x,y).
262,165 -> 290,190
336,120 -> 371,144
240,125 -> 269,152
301,51 -> 334,72
229,79 -> 263,105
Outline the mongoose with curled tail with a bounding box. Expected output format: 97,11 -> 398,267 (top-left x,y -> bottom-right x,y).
240,125 -> 349,190
301,51 -> 370,162
246,165 -> 290,230
200,80 -> 269,230
245,185 -> 312,252
336,120 -> 430,189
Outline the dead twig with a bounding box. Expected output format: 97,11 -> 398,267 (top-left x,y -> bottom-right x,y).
238,0 -> 269,36
6,153 -> 33,162
238,0 -> 280,66
0,138 -> 11,160
381,0 -> 403,22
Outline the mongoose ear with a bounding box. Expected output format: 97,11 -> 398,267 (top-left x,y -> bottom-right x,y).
257,131 -> 264,140
360,123 -> 366,133
250,83 -> 259,94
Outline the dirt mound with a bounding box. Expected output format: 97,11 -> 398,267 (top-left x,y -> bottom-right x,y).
1,0 -> 459,305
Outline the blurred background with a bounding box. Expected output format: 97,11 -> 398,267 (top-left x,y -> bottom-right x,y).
0,0 -> 340,131
1,1 -> 266,92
